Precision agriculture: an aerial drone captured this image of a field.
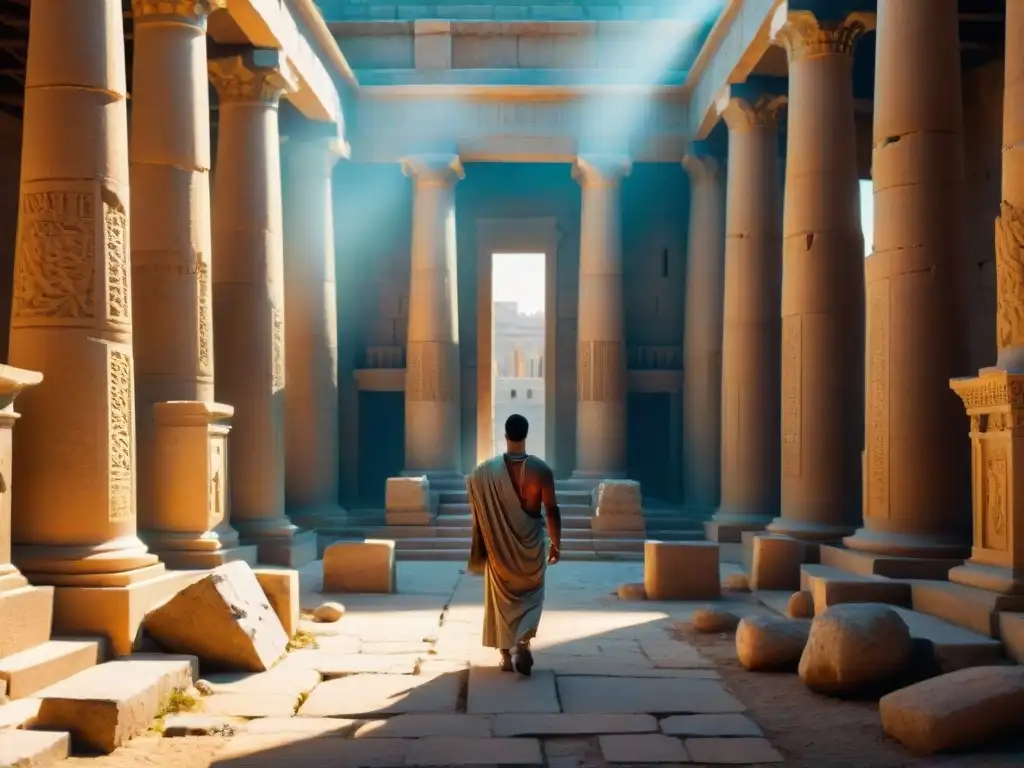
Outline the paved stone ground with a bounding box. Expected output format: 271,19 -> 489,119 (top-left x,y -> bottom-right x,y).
61,561 -> 1021,767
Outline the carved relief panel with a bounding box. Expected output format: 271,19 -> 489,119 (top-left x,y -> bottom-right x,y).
108,347 -> 135,522
208,435 -> 227,530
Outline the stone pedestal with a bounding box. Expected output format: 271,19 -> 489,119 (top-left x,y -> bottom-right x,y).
844,0 -> 968,558
708,91 -> 786,542
767,11 -> 873,542
282,133 -> 348,529
571,156 -> 631,483
209,51 -> 316,568
591,479 -> 644,533
385,476 -> 436,526
145,401 -> 257,570
400,155 -> 464,477
0,366 -> 54,660
681,150 -> 726,517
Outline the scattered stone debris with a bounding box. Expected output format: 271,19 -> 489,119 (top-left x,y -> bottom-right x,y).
194,680 -> 214,696
313,602 -> 346,622
721,572 -> 750,592
799,603 -> 912,696
786,590 -> 814,619
162,714 -> 240,738
692,606 -> 739,633
617,583 -> 647,601
736,615 -> 810,671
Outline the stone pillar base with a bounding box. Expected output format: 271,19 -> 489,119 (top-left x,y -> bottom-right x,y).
819,544 -> 965,581
51,570 -> 206,657
242,529 -> 318,568
12,556 -> 167,589
841,528 -> 968,560
706,510 -> 772,543
154,545 -> 258,572
0,584 -> 54,659
949,561 -> 1024,596
766,517 -> 857,543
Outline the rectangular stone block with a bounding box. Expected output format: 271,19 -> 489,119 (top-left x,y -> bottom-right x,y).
749,534 -> 804,591
253,567 -> 300,638
143,561 -> 289,672
800,564 -> 912,616
413,20 -> 452,68
0,585 -> 53,660
323,540 -> 396,593
0,730 -> 69,767
385,475 -> 436,526
34,656 -> 194,754
644,541 -> 720,600
0,638 -> 103,700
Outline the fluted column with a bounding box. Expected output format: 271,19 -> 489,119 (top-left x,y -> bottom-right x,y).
708,94 -> 785,541
9,0 -> 163,583
282,134 -> 347,527
210,51 -> 316,567
766,11 -> 874,541
571,156 -> 631,482
130,0 -> 253,569
844,0 -> 968,558
681,150 -> 726,516
400,154 -> 463,481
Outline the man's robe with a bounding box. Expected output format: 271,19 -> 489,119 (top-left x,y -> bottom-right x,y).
466,456 -> 546,649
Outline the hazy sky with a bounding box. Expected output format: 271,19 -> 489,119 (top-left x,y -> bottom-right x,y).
492,183 -> 876,314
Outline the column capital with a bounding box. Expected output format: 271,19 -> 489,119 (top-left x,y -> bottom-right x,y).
572,155 -> 632,189
132,0 -> 226,24
400,154 -> 464,188
771,9 -> 875,63
717,93 -> 787,133
681,154 -> 723,186
209,51 -> 298,107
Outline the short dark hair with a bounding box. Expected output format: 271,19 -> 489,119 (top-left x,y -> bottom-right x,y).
505,414 -> 529,442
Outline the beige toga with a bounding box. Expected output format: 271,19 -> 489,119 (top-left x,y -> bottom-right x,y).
466,456 -> 546,649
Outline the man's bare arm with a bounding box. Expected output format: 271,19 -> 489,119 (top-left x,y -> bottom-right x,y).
542,468 -> 561,561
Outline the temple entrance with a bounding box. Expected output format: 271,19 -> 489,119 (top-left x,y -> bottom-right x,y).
491,253 -> 546,460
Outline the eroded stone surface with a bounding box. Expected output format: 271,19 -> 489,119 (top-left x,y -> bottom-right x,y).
736,615 -> 810,671
298,672 -> 462,717
693,606 -> 740,633
0,729 -> 69,767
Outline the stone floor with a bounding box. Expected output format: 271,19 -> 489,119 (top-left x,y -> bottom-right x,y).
55,561 -> 1024,767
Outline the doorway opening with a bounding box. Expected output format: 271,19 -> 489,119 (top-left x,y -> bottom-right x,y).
491,253 -> 546,460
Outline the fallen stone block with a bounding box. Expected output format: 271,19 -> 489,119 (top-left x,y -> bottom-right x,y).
736,615 -> 810,671
879,666 -> 1024,755
143,561 -> 289,673
34,656 -> 194,754
787,590 -> 814,619
592,480 -> 644,532
692,607 -> 739,633
799,603 -> 912,696
385,476 -> 434,526
0,729 -> 69,767
644,541 -> 720,600
750,535 -> 803,591
252,567 -> 300,638
323,540 -> 396,594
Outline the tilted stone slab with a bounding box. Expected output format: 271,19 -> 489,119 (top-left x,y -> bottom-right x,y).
33,656 -> 194,754
143,561 -> 289,673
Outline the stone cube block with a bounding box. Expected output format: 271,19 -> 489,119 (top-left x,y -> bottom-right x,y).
414,20 -> 452,69
643,541 -> 720,601
143,561 -> 289,672
749,534 -> 804,591
592,479 -> 644,532
385,476 -> 435,526
253,567 -> 300,638
323,540 -> 396,594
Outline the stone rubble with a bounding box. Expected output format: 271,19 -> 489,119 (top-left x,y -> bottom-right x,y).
736,615 -> 810,671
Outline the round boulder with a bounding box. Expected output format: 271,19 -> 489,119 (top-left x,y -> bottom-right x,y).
692,606 -> 740,633
735,615 -> 810,671
799,603 -> 912,696
617,582 -> 647,601
313,602 -> 346,623
787,590 -> 814,619
722,572 -> 750,592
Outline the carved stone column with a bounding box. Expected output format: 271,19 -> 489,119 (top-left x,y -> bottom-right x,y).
400,154 -> 464,485
130,0 -> 254,569
681,149 -> 726,516
947,0 -> 1024,592
210,51 -> 316,567
844,0 -> 968,558
9,0 -> 164,585
282,133 -> 347,527
707,92 -> 786,542
571,155 -> 631,483
766,11 -> 874,541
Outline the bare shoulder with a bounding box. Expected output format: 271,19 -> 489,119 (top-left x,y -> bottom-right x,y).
528,456 -> 555,484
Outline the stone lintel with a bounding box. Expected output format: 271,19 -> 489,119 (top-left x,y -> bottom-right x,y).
715,78 -> 788,132
0,365 -> 43,411
400,153 -> 464,186
572,154 -> 632,188
131,0 -> 227,25
209,49 -> 299,105
769,7 -> 875,62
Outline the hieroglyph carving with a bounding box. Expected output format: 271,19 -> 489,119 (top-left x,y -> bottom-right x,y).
271,307 -> 284,391
196,255 -> 212,373
105,199 -> 130,325
781,316 -> 802,477
982,444 -> 1008,551
579,341 -> 625,403
867,279 -> 891,518
108,349 -> 134,522
407,341 -> 458,403
957,378 -> 1024,411
995,201 -> 1024,351
209,438 -> 225,528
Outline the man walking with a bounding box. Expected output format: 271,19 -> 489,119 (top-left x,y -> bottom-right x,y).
466,413 -> 562,676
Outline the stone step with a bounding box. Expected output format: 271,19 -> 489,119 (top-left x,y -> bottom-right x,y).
908,579 -> 1024,638
799,564 -> 912,614
0,698 -> 41,731
32,655 -> 196,755
999,613 -> 1024,663
0,729 -> 69,767
0,639 -> 105,701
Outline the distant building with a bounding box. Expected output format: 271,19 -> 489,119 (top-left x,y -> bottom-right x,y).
492,302 -> 545,459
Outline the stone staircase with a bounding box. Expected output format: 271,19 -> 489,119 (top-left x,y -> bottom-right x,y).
317,485 -> 707,562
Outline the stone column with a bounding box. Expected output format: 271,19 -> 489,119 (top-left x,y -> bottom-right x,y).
282,133 -> 347,528
571,155 -> 632,483
681,149 -> 726,516
400,154 -> 464,485
9,0 -> 164,585
844,0 -> 968,558
766,11 -> 874,541
707,92 -> 786,542
210,51 -> 316,567
130,0 -> 255,569
947,0 -> 1024,592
